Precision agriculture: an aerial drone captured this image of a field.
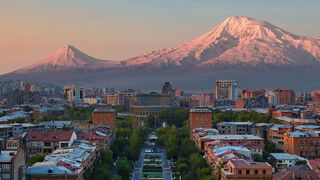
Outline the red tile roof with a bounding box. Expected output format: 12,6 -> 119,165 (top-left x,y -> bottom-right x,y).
308,158 -> 320,177
273,165 -> 319,180
26,130 -> 74,142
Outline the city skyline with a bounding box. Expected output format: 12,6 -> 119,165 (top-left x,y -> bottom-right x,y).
1,0 -> 320,74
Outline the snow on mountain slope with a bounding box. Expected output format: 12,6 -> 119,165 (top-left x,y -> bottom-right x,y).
125,16 -> 320,67
6,16 -> 320,76
15,45 -> 121,73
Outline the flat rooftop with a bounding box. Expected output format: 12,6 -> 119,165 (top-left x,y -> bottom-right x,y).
201,134 -> 263,140
271,153 -> 306,161
93,108 -> 115,113
231,159 -> 271,167
190,108 -> 212,113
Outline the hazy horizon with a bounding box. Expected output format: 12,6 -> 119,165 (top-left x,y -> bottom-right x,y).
1,0 -> 319,74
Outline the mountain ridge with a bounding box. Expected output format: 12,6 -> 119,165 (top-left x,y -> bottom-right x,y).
125,16 -> 320,68
2,16 -> 320,91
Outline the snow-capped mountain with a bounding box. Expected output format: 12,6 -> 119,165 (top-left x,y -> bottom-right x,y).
2,16 -> 320,91
126,16 -> 320,67
15,45 -> 120,73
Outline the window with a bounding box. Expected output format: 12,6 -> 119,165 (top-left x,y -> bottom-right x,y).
246,170 -> 250,174
263,170 -> 266,174
44,142 -> 51,147
254,170 -> 258,174
238,170 -> 242,174
60,143 -> 69,148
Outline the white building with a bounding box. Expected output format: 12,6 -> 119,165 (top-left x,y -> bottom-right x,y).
270,153 -> 306,172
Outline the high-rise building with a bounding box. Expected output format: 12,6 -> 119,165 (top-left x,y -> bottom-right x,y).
189,108 -> 212,130
269,89 -> 295,105
193,93 -> 214,107
241,89 -> 266,99
174,89 -> 184,97
162,82 -> 174,95
64,85 -> 85,102
215,80 -> 239,100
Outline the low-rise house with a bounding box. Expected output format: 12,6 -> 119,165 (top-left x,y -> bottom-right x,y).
40,120 -> 72,130
77,133 -> 107,149
270,153 -> 306,172
25,130 -> 77,156
26,143 -> 96,180
26,162 -> 80,180
201,135 -> 264,155
191,128 -> 219,145
294,125 -> 320,132
217,122 -> 254,135
205,145 -> 252,176
283,131 -> 320,157
273,165 -> 319,180
221,159 -> 272,180
0,123 -> 44,139
0,111 -> 30,124
267,124 -> 292,150
5,136 -> 23,150
251,123 -> 272,140
276,116 -> 317,126
0,148 -> 26,180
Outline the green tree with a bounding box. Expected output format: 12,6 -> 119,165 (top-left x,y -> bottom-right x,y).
92,166 -> 112,180
15,117 -> 26,123
146,114 -> 156,128
252,153 -> 264,162
23,105 -> 33,112
263,141 -> 278,160
189,153 -> 206,172
196,167 -> 212,180
166,130 -> 177,159
128,129 -> 142,160
101,149 -> 114,168
116,158 -> 132,180
112,175 -> 122,180
27,153 -> 46,166
177,162 -> 189,176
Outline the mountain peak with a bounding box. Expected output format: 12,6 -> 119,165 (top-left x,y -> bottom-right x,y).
127,16 -> 320,67
15,45 -> 120,73
215,16 -> 276,36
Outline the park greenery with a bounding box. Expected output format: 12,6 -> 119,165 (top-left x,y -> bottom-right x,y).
86,116 -> 148,180
212,109 -> 277,124
156,123 -> 213,180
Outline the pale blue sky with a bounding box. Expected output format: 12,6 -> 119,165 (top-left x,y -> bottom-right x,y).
0,0 -> 319,74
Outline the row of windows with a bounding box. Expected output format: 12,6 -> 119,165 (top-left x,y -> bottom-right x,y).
237,169 -> 267,175
0,173 -> 11,179
0,164 -> 11,169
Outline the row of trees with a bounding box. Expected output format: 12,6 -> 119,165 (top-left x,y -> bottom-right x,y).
156,123 -> 213,180
85,149 -> 132,180
212,109 -> 277,124
157,108 -> 189,127
111,116 -> 150,161
86,115 -> 150,180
